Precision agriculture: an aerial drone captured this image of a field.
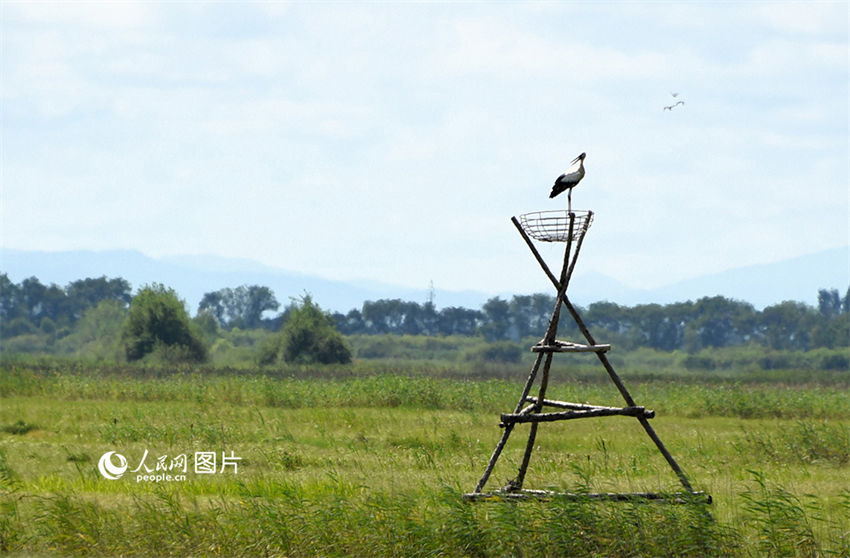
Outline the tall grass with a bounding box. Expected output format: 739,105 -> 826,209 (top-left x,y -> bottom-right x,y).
5,473 -> 846,557
739,471 -> 836,557
736,421 -> 850,466
2,481 -> 733,557
2,362 -> 849,419
1,361 -> 849,556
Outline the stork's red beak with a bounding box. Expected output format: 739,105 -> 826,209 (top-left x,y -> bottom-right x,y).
571,152 -> 586,164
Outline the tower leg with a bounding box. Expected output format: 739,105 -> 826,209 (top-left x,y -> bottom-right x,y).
511,352 -> 553,490
472,351 -> 547,493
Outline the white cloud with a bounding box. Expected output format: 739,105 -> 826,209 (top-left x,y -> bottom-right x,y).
6,1 -> 153,28
1,2 -> 847,295
429,15 -> 671,83
755,2 -> 848,35
746,40 -> 848,76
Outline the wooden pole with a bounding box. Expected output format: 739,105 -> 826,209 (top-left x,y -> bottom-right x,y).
472,351 -> 547,493
511,353 -> 551,490
512,213 -> 578,490
502,406 -> 650,424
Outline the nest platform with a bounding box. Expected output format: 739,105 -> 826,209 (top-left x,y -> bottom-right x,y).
517,210 -> 594,242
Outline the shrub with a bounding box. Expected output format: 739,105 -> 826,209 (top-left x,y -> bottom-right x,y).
121,284 -> 207,363
279,295 -> 351,365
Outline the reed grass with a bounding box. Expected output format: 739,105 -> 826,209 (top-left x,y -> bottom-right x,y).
0,362 -> 848,556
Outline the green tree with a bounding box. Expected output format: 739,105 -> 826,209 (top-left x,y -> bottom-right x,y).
509,294 -> 553,339
759,300 -> 816,351
198,285 -> 279,329
419,300 -> 439,336
121,284 -> 207,362
586,301 -> 627,336
479,297 -> 512,341
398,301 -> 428,335
361,299 -> 407,334
17,277 -> 66,326
817,288 -> 842,318
198,290 -> 226,325
811,288 -> 850,349
437,306 -> 481,336
333,308 -> 365,334
0,273 -> 19,325
279,295 -> 351,364
65,276 -> 131,321
631,303 -> 684,351
242,285 -> 279,329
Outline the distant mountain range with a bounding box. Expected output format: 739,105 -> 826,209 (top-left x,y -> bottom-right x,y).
570,247 -> 849,310
1,246 -> 847,314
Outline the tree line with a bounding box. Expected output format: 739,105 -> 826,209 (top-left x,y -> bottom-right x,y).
0,274 -> 351,365
0,274 -> 131,337
1,272 -> 848,356
331,290 -> 849,352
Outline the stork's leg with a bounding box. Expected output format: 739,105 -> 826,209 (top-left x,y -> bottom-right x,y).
568,190 -> 572,213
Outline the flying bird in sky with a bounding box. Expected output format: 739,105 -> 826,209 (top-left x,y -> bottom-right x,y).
664,92 -> 685,111
549,152 -> 586,212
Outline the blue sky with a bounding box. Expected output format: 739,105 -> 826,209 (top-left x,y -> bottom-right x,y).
2,2 -> 848,298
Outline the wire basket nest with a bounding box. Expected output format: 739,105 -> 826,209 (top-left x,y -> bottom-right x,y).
518,210 -> 594,242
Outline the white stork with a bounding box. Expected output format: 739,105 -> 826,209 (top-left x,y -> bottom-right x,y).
549,152 -> 586,212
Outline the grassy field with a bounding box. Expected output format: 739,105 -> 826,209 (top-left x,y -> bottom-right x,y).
0,361 -> 848,556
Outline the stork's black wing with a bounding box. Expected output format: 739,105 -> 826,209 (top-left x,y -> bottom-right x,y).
549,174 -> 574,198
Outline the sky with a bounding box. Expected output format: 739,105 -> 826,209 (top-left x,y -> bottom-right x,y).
2,1 -> 848,299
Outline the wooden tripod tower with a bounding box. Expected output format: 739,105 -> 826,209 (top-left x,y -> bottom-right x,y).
465,210 -> 707,502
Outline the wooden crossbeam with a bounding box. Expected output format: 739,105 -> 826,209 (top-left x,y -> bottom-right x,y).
524,396 -> 656,418
463,490 -> 711,504
501,405 -> 651,425
532,340 -> 611,353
